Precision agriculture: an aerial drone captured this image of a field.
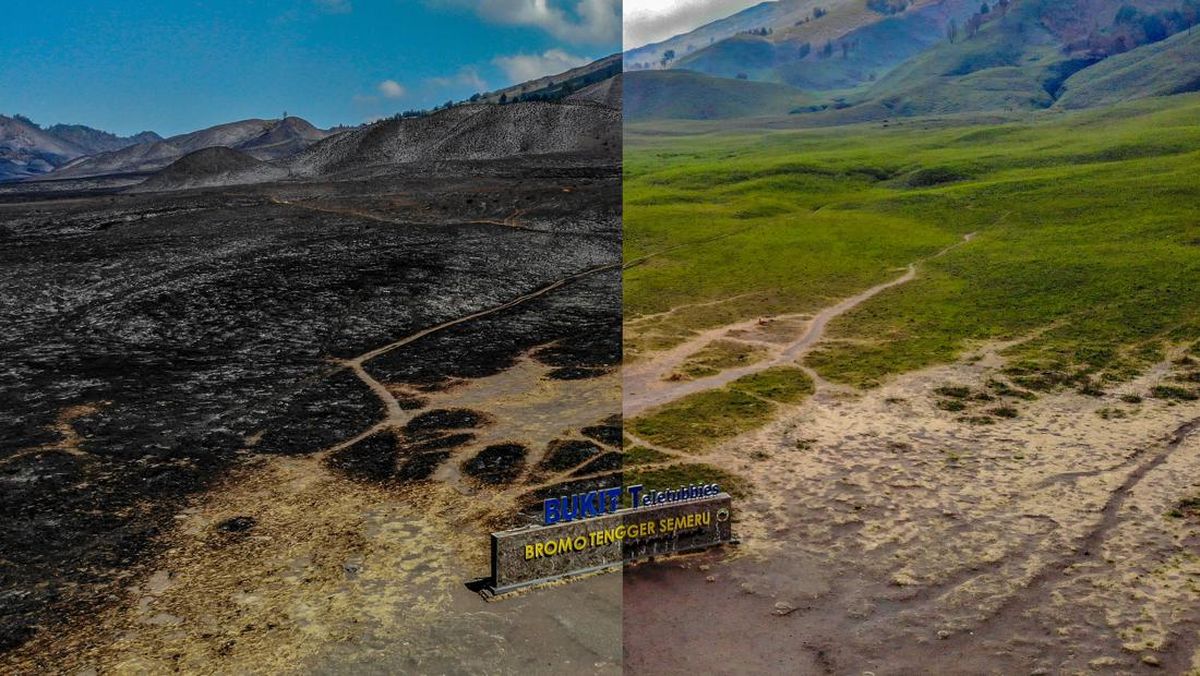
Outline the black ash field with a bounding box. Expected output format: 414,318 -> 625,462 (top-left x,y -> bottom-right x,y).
0,88 -> 624,672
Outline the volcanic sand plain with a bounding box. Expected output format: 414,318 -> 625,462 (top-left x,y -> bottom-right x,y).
621,94 -> 1200,674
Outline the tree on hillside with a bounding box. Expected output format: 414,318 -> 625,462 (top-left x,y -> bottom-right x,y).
813,7 -> 828,19
867,0 -> 910,14
980,2 -> 989,14
841,41 -> 851,58
822,39 -> 834,57
947,18 -> 960,42
1114,5 -> 1140,25
1141,13 -> 1168,41
499,93 -> 507,104
967,13 -> 983,37
798,42 -> 812,58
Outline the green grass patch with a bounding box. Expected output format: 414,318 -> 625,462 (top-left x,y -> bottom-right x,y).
1151,384 -> 1199,401
624,445 -> 673,467
630,389 -> 774,452
934,385 -> 971,399
727,366 -> 815,404
1168,496 -> 1200,520
673,339 -> 767,379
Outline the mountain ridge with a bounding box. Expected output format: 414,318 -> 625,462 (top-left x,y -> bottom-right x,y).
0,116 -> 165,181
625,0 -> 1200,122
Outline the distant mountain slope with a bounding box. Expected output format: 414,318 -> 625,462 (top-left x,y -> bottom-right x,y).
0,116 -> 165,181
53,117 -> 331,178
824,0 -> 1200,119
566,74 -> 623,107
0,115 -> 86,180
624,70 -> 811,120
1056,28 -> 1200,109
290,100 -> 618,177
627,0 -> 1200,121
43,124 -> 161,155
133,147 -> 285,192
677,0 -> 979,90
625,0 -> 833,70
287,54 -> 622,178
478,53 -> 622,104
236,117 -> 328,160
627,0 -> 978,91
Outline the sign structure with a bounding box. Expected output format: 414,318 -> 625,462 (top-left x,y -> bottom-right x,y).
490,485 -> 733,594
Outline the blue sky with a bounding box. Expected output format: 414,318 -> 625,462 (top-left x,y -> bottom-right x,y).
1,0 -> 621,136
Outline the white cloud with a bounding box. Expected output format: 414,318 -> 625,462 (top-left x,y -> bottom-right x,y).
315,0 -> 353,14
492,49 -> 591,84
377,80 -> 407,99
623,0 -> 760,49
427,66 -> 488,93
435,0 -> 620,45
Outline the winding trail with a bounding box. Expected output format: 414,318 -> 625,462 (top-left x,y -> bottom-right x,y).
624,233 -> 975,417
309,262 -> 619,460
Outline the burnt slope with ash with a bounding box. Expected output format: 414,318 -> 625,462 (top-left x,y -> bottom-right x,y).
290,101 -> 619,178
134,147 -> 285,192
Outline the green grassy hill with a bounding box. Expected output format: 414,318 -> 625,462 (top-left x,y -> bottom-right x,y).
642,0 -> 1200,121
625,0 -> 842,71
844,7 -> 1070,117
1056,28 -> 1200,109
823,0 -> 1200,119
675,0 -> 978,90
623,70 -> 813,121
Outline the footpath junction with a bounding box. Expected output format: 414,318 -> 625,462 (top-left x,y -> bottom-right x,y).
487,483 -> 734,594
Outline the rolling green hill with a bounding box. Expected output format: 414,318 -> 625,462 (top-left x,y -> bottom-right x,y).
1056,28 -> 1200,109
633,0 -> 1200,121
624,70 -> 813,121
675,0 -> 978,90
823,0 -> 1200,120
844,9 -> 1066,117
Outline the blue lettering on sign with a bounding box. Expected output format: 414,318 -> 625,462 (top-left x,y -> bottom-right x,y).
542,483 -> 722,525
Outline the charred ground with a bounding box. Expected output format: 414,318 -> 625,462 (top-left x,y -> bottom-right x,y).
0,143 -> 621,666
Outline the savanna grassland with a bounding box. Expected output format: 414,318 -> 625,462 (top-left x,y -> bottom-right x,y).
625,94 -> 1200,391
623,94 -> 1200,674
624,91 -> 1200,676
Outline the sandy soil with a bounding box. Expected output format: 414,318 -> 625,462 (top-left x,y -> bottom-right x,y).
624,337 -> 1200,674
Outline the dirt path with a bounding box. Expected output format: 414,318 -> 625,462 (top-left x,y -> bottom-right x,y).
12,264 -> 627,675
624,233 -> 975,418
625,341 -> 1200,674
